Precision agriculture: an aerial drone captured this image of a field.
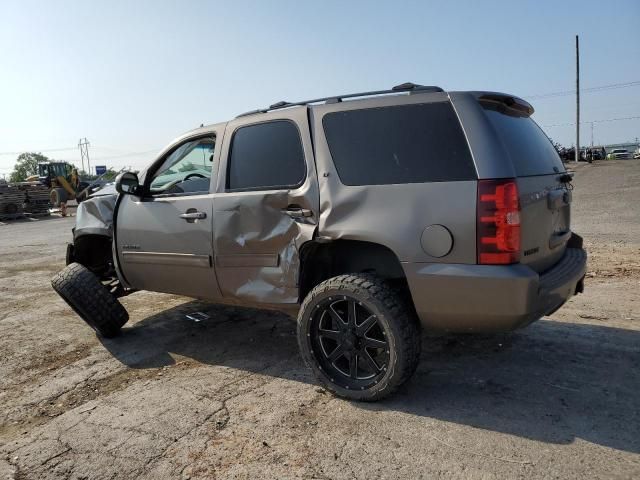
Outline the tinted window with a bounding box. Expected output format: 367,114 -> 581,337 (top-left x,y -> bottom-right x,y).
322,102 -> 476,186
227,121 -> 306,190
482,107 -> 565,176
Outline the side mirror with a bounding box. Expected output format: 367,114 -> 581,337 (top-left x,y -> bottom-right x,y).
115,172 -> 140,196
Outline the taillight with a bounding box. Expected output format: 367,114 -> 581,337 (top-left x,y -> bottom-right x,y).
477,179 -> 521,265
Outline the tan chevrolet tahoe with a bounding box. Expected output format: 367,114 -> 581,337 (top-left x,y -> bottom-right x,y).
52,83 -> 587,400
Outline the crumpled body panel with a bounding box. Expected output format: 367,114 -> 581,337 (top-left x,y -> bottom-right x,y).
209,106 -> 320,306
213,189 -> 317,305
215,192 -> 297,253
74,194 -> 117,239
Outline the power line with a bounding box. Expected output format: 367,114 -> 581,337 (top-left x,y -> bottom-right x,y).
0,145 -> 157,156
0,147 -> 78,156
543,115 -> 640,128
0,146 -> 158,159
89,146 -> 129,153
525,80 -> 640,100
0,147 -> 158,176
90,149 -> 159,161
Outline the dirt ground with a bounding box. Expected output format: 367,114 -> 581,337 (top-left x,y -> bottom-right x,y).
1,161 -> 638,479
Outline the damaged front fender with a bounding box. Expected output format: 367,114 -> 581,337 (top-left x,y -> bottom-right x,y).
74,194 -> 118,240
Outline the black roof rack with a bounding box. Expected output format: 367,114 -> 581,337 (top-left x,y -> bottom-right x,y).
236,82 -> 444,118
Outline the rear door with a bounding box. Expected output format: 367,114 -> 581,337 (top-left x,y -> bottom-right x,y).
212,108 -> 319,304
480,102 -> 571,272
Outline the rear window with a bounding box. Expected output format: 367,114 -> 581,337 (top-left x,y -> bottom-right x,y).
482,106 -> 565,177
322,102 -> 476,186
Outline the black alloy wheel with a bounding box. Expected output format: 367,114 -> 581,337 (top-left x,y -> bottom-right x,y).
298,273 -> 422,401
310,296 -> 390,391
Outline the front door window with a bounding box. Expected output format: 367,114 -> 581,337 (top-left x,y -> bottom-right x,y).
150,137 -> 215,195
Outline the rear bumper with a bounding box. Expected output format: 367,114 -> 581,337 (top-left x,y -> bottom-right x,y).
404,246 -> 587,333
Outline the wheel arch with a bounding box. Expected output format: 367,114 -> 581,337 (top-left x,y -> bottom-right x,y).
298,239 -> 407,302
72,233 -> 114,279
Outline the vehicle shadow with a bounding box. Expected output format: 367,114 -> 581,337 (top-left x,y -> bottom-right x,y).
101,299 -> 640,454
0,211 -> 74,226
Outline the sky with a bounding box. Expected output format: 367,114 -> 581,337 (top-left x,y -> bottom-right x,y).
1,0 -> 639,176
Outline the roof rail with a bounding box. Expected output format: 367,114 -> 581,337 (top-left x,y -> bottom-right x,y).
236,82 -> 444,118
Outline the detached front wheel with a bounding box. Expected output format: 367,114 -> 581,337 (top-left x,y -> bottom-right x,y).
297,274 -> 421,401
52,262 -> 128,338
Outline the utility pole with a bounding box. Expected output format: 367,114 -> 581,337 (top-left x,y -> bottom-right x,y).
575,35 -> 580,163
78,138 -> 91,175
591,122 -> 594,147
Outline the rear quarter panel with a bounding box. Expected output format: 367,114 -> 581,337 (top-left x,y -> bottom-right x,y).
311,93 -> 477,264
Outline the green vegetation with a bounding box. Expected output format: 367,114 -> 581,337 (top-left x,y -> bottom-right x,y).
9,152 -> 50,182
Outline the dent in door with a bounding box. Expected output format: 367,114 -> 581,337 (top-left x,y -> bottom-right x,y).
214,191 -> 315,303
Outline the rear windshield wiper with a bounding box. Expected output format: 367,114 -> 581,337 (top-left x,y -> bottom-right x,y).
558,173 -> 573,184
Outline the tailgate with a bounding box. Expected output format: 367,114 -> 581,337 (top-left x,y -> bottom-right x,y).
479,97 -> 571,273
517,175 -> 572,272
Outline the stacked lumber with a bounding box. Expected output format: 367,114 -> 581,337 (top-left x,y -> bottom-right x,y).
21,184 -> 51,216
0,181 -> 25,219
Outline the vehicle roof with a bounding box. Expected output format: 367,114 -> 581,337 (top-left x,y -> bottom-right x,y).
178,121 -> 228,139
159,121 -> 226,158
233,87 -> 533,121
172,85 -> 533,140
235,82 -> 444,117
163,85 -> 533,161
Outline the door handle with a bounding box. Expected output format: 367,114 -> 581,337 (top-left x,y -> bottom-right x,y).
179,211 -> 207,220
282,207 -> 312,219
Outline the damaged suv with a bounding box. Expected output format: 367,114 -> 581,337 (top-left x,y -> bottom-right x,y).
52,83 -> 587,401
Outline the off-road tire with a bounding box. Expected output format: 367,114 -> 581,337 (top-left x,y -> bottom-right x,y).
50,188 -> 68,208
297,273 -> 421,401
51,262 -> 128,338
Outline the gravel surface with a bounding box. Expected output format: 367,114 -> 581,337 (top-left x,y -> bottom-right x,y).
1,161 -> 638,479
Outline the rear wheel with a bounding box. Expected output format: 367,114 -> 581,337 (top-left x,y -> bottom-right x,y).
51,262 -> 128,338
297,274 -> 421,401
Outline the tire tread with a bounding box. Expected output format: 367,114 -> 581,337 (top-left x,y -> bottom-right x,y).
298,273 -> 421,401
51,262 -> 128,338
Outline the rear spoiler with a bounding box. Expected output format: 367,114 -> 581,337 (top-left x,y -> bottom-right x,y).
474,92 -> 534,117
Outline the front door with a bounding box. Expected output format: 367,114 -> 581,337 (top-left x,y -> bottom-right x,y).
212,108 -> 319,305
116,133 -> 222,300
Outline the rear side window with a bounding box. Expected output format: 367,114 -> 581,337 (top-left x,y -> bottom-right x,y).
322,102 -> 476,186
227,120 -> 306,191
482,106 -> 565,176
